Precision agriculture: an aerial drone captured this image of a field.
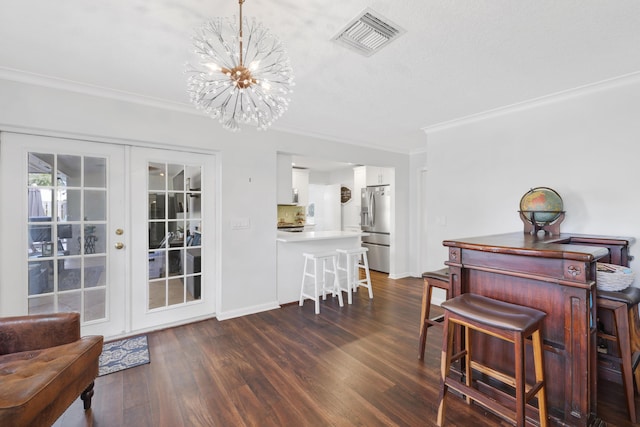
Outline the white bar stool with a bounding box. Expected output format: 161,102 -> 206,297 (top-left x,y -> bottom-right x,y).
299,251 -> 344,314
336,247 -> 373,304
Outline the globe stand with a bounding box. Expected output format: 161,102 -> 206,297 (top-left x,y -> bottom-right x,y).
520,211 -> 565,236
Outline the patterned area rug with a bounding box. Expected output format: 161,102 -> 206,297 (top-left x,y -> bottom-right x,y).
99,335 -> 150,376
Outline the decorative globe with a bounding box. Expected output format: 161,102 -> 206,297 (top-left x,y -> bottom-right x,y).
519,187 -> 564,225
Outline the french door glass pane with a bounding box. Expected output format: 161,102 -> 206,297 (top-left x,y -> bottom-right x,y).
84,157 -> 106,188
26,152 -> 107,321
85,190 -> 106,220
147,162 -> 202,310
64,189 -> 82,221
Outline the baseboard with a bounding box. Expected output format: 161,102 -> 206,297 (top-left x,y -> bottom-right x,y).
388,271 -> 413,280
104,313 -> 217,341
216,301 -> 281,321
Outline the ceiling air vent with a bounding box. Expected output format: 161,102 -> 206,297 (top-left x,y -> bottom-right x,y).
332,8 -> 406,57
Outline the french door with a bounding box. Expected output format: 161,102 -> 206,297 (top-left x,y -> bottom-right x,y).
0,133 -> 127,336
130,147 -> 216,331
0,133 -> 216,338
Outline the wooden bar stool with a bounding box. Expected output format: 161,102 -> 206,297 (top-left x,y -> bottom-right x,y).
437,293 -> 548,427
419,267 -> 450,360
336,247 -> 373,305
597,286 -> 640,423
299,251 -> 344,314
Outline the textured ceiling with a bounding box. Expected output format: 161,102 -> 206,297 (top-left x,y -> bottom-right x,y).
1,0 -> 639,154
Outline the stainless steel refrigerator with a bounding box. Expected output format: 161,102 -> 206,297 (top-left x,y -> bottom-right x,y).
361,185 -> 391,273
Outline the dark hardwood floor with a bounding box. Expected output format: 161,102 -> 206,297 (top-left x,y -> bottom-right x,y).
55,272 -> 634,426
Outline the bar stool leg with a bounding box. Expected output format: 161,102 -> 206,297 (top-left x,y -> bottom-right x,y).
322,258 -> 331,301
331,256 -> 344,307
299,256 -> 309,308
437,314 -> 454,427
313,258 -> 320,314
514,333 -> 525,427
345,253 -> 354,304
464,325 -> 472,405
321,258 -> 327,301
361,251 -> 373,299
613,303 -> 637,423
418,279 -> 434,360
532,329 -> 548,427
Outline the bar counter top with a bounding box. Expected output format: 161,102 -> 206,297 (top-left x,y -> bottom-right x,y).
443,231 -> 635,262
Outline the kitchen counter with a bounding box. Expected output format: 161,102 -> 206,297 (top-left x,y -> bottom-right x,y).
277,230 -> 367,243
276,230 -> 365,305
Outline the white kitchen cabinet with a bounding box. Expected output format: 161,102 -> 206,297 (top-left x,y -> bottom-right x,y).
277,153 -> 293,204
364,166 -> 393,186
356,165 -> 394,187
292,167 -> 309,206
353,166 -> 366,192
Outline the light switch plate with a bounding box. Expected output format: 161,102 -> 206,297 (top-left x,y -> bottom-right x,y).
231,218 -> 251,230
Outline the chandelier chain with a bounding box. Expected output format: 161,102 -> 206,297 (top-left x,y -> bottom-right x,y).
238,0 -> 244,67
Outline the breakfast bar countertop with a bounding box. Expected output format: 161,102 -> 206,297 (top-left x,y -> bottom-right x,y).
276,230 -> 368,243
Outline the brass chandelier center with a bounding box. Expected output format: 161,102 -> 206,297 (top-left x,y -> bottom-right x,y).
222,65 -> 257,89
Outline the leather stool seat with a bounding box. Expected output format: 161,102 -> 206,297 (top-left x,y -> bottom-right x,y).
422,268 -> 450,284
443,293 -> 546,331
419,268 -> 450,360
437,294 -> 548,427
599,286 -> 640,305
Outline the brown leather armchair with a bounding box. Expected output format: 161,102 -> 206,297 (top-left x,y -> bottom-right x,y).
0,312 -> 103,426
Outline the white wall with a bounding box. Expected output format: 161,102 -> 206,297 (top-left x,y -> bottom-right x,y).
0,78 -> 414,323
330,168 -> 358,230
420,74 -> 640,275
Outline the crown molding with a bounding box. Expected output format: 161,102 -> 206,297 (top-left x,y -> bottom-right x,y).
421,71 -> 640,134
0,66 -> 197,115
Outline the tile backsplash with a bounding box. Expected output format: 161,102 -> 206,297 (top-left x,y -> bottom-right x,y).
277,205 -> 306,225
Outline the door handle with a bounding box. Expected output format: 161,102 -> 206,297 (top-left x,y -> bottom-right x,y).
114,242 -> 125,250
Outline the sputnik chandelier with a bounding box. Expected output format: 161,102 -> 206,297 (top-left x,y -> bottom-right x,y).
186,0 -> 294,132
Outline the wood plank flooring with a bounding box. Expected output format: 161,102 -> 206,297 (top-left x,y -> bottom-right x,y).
54,272 -> 634,426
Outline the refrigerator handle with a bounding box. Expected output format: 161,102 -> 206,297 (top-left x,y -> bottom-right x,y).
370,192 -> 375,227
361,191 -> 369,227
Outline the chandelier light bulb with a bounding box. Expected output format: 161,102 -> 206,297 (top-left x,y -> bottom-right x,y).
186,0 -> 294,131
204,63 -> 219,73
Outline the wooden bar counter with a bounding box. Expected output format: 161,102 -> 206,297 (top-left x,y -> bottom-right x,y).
443,232 -> 634,427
